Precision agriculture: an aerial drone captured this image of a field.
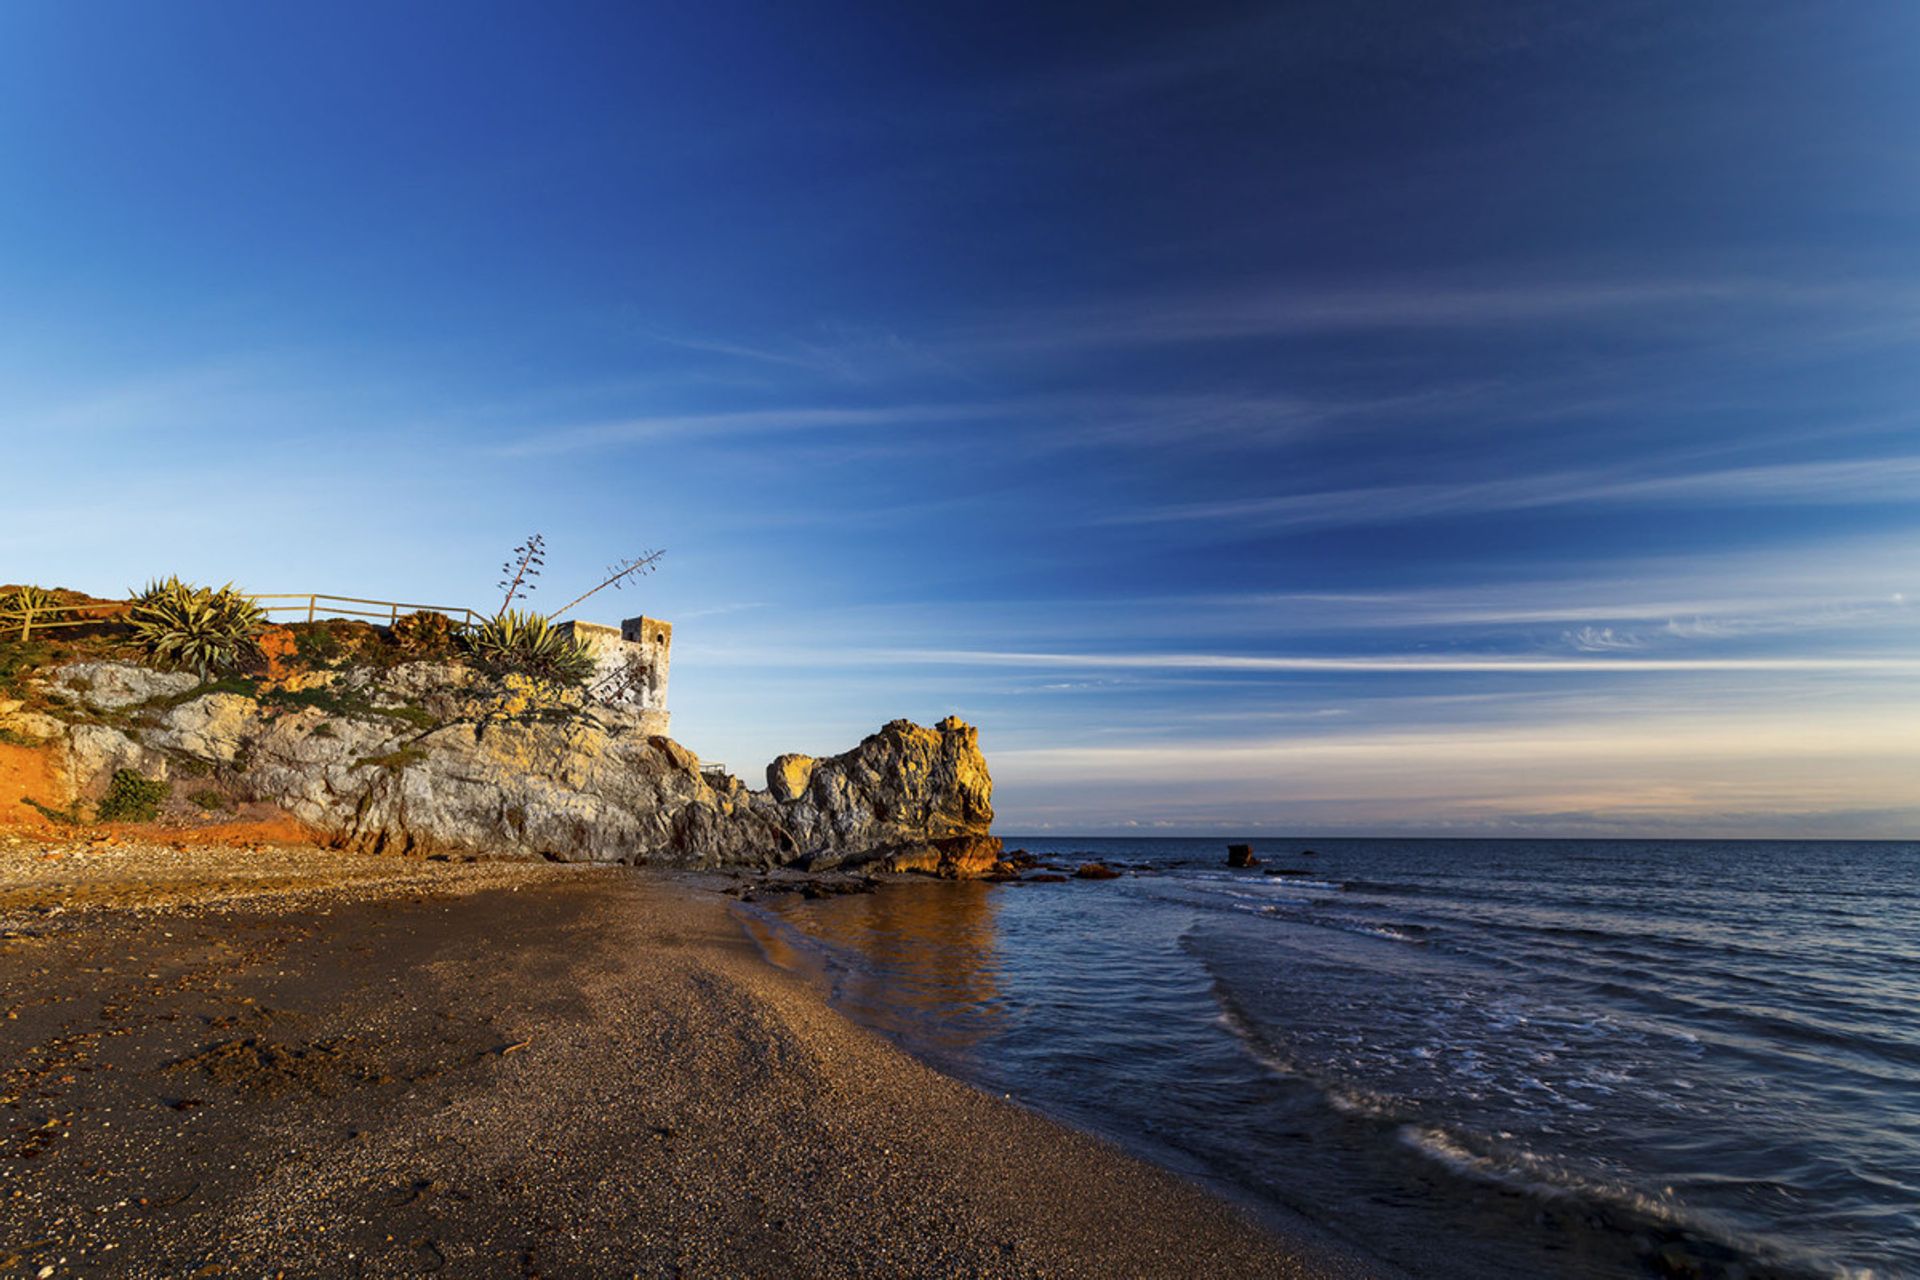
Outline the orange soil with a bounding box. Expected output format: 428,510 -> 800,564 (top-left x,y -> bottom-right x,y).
0,741 -> 64,830
0,739 -> 319,846
128,811 -> 325,846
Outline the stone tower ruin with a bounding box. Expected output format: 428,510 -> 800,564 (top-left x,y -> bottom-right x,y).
556,614 -> 673,735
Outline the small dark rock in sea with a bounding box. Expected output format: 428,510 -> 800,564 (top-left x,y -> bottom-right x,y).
1226,844 -> 1259,868
1073,863 -> 1122,880
1025,873 -> 1069,883
1299,848 -> 1319,856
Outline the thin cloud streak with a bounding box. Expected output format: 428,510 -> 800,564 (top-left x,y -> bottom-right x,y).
1116,455 -> 1920,530
961,277 -> 1911,354
709,646 -> 1920,675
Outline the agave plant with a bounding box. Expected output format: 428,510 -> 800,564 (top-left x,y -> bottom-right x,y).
0,585 -> 59,641
465,609 -> 594,685
130,575 -> 191,608
127,579 -> 266,681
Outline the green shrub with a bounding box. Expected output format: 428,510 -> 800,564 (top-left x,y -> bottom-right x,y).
128,579 -> 265,681
0,585 -> 59,641
465,610 -> 594,686
96,769 -> 169,822
187,787 -> 232,812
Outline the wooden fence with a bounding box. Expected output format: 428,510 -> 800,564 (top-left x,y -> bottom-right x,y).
247,594 -> 487,629
1,593 -> 485,640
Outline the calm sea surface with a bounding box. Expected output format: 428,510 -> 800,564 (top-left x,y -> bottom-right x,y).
739,838 -> 1920,1279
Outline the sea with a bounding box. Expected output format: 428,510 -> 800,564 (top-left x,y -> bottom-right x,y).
737,838 -> 1920,1279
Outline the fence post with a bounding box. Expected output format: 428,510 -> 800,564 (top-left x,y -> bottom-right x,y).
307,596 -> 316,623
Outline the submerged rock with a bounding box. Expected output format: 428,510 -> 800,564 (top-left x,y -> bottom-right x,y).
1073,863 -> 1122,880
23,661 -> 1000,874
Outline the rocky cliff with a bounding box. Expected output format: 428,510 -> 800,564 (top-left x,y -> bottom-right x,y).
0,661 -> 1001,875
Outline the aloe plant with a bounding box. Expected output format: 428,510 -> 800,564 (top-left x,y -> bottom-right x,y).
465,609 -> 594,685
127,579 -> 265,680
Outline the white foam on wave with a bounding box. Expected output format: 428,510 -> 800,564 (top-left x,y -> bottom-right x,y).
1397,1123 -> 1685,1223
1396,1125 -> 1869,1277
1357,924 -> 1424,943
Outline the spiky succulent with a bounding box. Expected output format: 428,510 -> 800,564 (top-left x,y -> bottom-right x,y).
392,609 -> 456,656
127,579 -> 265,681
0,585 -> 59,640
465,609 -> 594,685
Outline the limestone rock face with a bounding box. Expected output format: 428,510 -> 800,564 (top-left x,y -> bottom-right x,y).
47,662 -> 198,711
26,661 -> 998,874
766,753 -> 814,803
767,717 -> 996,871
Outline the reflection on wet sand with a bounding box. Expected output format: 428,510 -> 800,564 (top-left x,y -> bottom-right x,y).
747,882 -> 1007,1063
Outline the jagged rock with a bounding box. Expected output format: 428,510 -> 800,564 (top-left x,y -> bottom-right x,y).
766,753 -> 814,803
27,661 -> 999,874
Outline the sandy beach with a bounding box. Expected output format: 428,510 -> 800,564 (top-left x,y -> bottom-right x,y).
0,835 -> 1383,1278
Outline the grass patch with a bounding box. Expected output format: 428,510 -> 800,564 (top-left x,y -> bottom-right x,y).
260,684 -> 439,730
353,745 -> 429,772
25,797 -> 85,825
0,638 -> 56,698
96,769 -> 170,822
0,725 -> 41,746
147,677 -> 439,732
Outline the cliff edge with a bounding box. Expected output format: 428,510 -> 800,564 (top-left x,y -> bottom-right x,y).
0,661 -> 1002,875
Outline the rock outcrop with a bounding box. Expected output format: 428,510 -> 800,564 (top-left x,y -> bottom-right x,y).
2,661 -> 1000,874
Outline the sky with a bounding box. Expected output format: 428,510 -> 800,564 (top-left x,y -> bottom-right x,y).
5,1 -> 1920,837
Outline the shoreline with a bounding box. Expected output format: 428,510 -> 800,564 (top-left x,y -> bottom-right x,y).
0,834 -> 1386,1277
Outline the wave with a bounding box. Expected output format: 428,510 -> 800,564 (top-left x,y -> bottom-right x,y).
1395,1124 -> 1844,1280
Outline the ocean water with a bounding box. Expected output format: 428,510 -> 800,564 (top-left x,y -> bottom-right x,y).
738,838 -> 1920,1279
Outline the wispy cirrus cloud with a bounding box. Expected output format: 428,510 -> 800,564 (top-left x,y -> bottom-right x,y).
490,388 -> 1366,456
491,402 -> 1022,456
954,276 -> 1909,355
705,645 -> 1920,676
1563,626 -> 1645,652
1114,454 -> 1920,530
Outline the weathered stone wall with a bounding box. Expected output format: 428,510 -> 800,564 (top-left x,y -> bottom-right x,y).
557,614 -> 672,736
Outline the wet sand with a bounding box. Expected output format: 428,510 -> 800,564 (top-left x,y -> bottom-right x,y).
0,837 -> 1384,1278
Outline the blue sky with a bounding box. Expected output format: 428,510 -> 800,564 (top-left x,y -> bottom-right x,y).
6,2 -> 1920,836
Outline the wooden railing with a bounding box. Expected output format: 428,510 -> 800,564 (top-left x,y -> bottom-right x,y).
2,593 -> 485,640
0,600 -> 128,638
247,594 -> 486,629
